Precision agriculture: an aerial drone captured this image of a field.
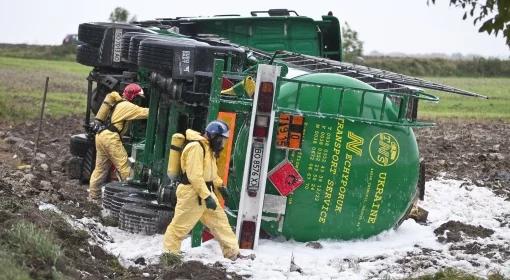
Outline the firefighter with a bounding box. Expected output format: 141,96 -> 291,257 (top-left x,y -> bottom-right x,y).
163,120 -> 240,260
88,83 -> 149,201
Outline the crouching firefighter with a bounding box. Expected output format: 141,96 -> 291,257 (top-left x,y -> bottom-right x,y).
163,120 -> 241,260
87,83 -> 149,201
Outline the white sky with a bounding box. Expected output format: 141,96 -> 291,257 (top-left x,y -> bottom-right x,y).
1,0 -> 508,58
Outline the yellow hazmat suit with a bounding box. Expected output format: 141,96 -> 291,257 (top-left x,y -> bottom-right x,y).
88,91 -> 149,199
163,129 -> 240,259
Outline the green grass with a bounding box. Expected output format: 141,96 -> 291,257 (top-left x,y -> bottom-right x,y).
0,91 -> 87,121
0,44 -> 77,62
0,56 -> 88,123
1,56 -> 508,122
408,268 -> 506,280
0,254 -> 31,280
4,222 -> 62,268
418,77 -> 510,121
160,252 -> 183,268
0,56 -> 89,75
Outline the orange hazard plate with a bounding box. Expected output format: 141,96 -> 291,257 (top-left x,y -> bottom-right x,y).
268,161 -> 304,196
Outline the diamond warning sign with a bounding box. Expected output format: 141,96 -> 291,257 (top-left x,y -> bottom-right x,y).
268,161 -> 304,196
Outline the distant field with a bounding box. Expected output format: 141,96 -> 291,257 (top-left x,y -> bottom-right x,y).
418,77 -> 510,121
0,56 -> 508,123
0,56 -> 89,122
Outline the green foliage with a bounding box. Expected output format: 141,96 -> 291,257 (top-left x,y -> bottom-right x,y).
363,56 -> 510,77
428,0 -> 510,47
342,22 -> 364,62
109,7 -> 136,23
410,268 -> 481,279
4,222 -> 62,268
0,44 -> 76,61
487,272 -> 506,280
0,253 -> 31,280
419,77 -> 510,120
409,267 -> 506,279
100,215 -> 120,227
160,252 -> 183,268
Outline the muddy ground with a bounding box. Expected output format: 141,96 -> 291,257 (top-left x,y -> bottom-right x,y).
0,116 -> 508,279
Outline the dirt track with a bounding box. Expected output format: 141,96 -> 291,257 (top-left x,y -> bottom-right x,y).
0,116 -> 508,278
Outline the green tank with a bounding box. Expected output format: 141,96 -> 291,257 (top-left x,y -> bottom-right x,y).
276,73 -> 418,240
225,73 -> 420,241
71,12 -> 485,242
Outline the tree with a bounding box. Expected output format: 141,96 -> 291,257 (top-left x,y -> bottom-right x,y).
428,0 -> 510,48
109,7 -> 133,23
342,22 -> 364,62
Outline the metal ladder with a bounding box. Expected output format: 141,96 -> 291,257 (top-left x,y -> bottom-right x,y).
269,51 -> 487,98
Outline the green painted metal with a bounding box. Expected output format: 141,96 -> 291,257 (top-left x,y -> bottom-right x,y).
276,74 -> 437,128
127,60 -> 431,242
271,73 -> 419,240
216,71 -> 423,241
143,89 -> 161,165
171,14 -> 341,60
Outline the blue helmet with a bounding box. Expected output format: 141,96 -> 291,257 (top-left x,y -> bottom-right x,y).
205,120 -> 229,138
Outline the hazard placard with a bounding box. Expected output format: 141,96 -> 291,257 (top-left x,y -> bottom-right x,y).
268,160 -> 304,196
276,113 -> 304,150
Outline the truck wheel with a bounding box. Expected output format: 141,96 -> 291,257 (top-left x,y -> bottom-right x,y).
80,145 -> 96,184
78,23 -> 109,47
119,203 -> 174,235
102,182 -> 141,213
78,22 -> 141,47
70,133 -> 91,157
122,32 -> 149,64
127,34 -> 165,65
108,191 -> 158,218
76,44 -> 100,67
137,39 -> 178,74
157,180 -> 177,208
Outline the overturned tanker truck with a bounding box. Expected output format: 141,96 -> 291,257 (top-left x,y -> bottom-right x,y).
69,9 -> 486,248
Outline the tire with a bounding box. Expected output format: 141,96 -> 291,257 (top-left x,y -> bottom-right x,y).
157,180 -> 178,208
78,22 -> 142,47
128,34 -> 166,65
138,39 -> 197,76
108,191 -> 158,218
80,144 -> 96,184
119,203 -> 174,235
121,32 -> 148,64
78,23 -> 108,47
138,39 -> 245,78
76,44 -> 100,67
102,182 -> 142,212
70,133 -> 91,157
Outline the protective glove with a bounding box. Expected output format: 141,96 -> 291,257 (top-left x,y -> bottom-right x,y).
86,121 -> 103,134
218,187 -> 229,204
205,195 -> 217,210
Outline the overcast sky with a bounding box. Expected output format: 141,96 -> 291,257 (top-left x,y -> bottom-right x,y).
1,0 -> 508,58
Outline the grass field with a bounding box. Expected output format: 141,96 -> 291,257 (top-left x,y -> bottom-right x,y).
0,56 -> 508,123
0,56 -> 89,122
418,77 -> 510,121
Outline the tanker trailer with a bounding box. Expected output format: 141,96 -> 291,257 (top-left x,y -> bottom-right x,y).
176,58 -> 486,248
69,13 -> 487,244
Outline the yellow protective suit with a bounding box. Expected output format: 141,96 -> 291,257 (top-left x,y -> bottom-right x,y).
163,129 -> 239,259
88,91 -> 149,199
